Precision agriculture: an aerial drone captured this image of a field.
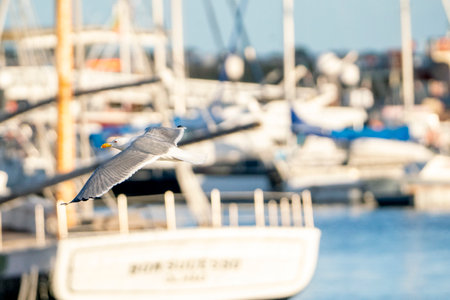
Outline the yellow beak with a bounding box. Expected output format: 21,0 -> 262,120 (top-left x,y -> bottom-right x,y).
101,143 -> 112,148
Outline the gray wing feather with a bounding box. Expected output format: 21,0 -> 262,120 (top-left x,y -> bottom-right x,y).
67,148 -> 158,204
145,127 -> 184,145
64,126 -> 188,205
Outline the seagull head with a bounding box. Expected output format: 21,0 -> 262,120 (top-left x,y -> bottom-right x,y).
101,137 -> 132,151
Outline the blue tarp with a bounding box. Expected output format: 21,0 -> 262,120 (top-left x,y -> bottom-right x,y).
291,107 -> 411,141
330,126 -> 410,141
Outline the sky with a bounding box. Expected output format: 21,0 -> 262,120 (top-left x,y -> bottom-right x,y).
182,0 -> 448,55
7,0 -> 449,56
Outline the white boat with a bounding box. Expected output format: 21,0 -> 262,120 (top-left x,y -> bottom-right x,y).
0,190 -> 320,299
406,155 -> 450,210
53,227 -> 319,300
49,190 -> 320,300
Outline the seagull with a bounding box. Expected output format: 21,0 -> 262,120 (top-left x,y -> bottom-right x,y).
62,126 -> 204,205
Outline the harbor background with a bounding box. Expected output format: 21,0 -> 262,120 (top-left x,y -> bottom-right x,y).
1,0 -> 450,299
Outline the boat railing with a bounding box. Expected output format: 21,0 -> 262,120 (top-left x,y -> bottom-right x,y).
0,188 -> 315,249
53,188 -> 315,239
0,203 -> 47,250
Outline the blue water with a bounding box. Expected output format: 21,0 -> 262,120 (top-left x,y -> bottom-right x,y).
296,207 -> 450,300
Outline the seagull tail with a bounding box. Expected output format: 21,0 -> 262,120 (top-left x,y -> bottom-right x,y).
168,147 -> 207,164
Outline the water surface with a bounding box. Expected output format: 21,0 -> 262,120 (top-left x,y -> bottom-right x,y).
297,207 -> 450,299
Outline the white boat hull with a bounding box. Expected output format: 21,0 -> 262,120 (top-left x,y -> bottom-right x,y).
52,227 -> 320,300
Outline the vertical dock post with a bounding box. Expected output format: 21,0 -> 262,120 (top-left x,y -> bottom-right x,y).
164,191 -> 176,230
268,200 -> 279,227
280,197 -> 291,227
211,189 -> 222,227
302,190 -> 314,228
35,204 -> 46,246
254,189 -> 265,227
228,203 -> 239,227
117,194 -> 129,234
291,193 -> 303,227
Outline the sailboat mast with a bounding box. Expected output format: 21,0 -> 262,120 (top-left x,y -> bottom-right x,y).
56,0 -> 76,209
283,0 -> 295,103
74,0 -> 84,70
153,0 -> 166,74
400,0 -> 414,109
118,0 -> 131,73
0,0 -> 10,42
171,0 -> 186,115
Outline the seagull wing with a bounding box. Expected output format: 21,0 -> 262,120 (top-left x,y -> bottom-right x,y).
64,126 -> 196,205
139,128 -> 205,164
65,147 -> 159,204
145,126 -> 185,145
166,147 -> 206,164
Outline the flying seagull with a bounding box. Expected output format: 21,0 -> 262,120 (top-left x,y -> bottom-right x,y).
62,126 -> 204,205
